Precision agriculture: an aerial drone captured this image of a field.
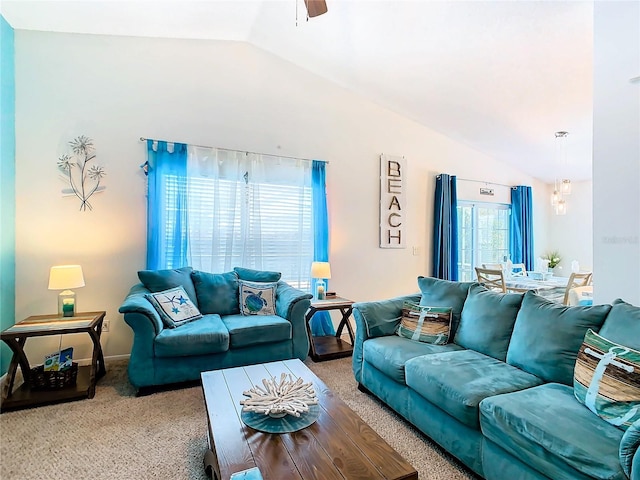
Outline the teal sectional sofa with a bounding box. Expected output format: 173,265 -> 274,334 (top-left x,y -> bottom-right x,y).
352,277 -> 640,480
119,266 -> 312,391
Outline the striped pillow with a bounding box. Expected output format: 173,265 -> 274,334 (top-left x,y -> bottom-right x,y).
397,302 -> 452,345
574,329 -> 640,430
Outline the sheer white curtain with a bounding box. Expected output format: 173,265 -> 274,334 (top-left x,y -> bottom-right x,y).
186,146 -> 313,288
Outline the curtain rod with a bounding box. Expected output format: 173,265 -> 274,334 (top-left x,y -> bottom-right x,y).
139,137 -> 328,164
457,177 -> 515,189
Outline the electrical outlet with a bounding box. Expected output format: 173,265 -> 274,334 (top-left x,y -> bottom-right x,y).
102,320 -> 110,333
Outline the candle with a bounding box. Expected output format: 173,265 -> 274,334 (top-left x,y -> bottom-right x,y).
62,298 -> 75,317
317,284 -> 326,300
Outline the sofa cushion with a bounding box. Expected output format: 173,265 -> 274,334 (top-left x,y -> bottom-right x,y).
191,270 -> 239,315
363,336 -> 464,384
506,291 -> 611,385
397,302 -> 452,345
600,299 -> 640,351
221,314 -> 291,348
145,286 -> 203,328
454,284 -> 523,361
239,280 -> 277,316
234,267 -> 282,283
138,266 -> 198,308
405,349 -> 543,429
574,329 -> 640,430
417,276 -> 474,337
154,314 -> 229,357
480,383 -> 626,480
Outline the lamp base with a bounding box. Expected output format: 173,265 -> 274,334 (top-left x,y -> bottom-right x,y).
58,290 -> 76,317
316,280 -> 326,300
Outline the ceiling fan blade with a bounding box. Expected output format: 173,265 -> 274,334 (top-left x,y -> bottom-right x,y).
304,0 -> 328,18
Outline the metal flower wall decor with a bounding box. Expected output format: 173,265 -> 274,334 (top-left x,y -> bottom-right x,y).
56,135 -> 106,211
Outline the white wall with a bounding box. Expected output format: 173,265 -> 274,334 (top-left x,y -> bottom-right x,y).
593,2 -> 640,305
546,180 -> 593,276
14,31 -> 548,361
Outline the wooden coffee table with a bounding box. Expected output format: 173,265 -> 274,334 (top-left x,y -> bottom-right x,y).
201,359 -> 417,480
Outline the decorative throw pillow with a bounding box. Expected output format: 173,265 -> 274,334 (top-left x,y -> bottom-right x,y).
397,301 -> 452,345
574,329 -> 640,431
138,266 -> 198,308
239,281 -> 277,316
145,286 -> 203,328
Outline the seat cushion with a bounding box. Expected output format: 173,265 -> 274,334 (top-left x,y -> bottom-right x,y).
480,383 -> 626,480
506,291 -> 611,385
154,314 -> 229,357
454,284 -> 523,361
405,350 -> 543,429
363,336 -> 464,384
221,314 -> 291,348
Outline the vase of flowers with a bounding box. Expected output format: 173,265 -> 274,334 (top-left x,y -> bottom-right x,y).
543,251 -> 561,272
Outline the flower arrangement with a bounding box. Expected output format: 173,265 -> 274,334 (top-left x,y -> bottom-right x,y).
56,135 -> 106,211
543,251 -> 562,269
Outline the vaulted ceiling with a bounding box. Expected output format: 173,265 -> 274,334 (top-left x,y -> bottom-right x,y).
1,0 -> 594,183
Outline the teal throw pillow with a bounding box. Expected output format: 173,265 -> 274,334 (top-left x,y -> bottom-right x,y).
506,291 -> 611,385
234,267 -> 282,283
574,329 -> 640,431
239,280 -> 276,316
454,284 -> 523,361
191,270 -> 239,315
397,301 -> 452,345
417,276 -> 473,337
145,286 -> 202,328
599,299 -> 640,351
138,266 -> 198,308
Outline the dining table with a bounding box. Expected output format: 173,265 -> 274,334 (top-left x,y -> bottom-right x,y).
504,274 -> 568,303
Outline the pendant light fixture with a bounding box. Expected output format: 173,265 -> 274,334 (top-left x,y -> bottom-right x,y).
551,131 -> 570,215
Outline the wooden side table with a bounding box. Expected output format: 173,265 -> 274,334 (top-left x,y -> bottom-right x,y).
305,297 -> 355,362
1,311 -> 107,412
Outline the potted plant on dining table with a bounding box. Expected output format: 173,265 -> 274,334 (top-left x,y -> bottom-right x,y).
543,251 -> 562,273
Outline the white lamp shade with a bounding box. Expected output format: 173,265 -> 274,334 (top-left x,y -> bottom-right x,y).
48,265 -> 85,290
310,262 -> 331,279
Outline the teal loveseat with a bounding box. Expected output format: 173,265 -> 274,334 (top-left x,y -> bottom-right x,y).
119,266 -> 312,391
352,277 -> 640,480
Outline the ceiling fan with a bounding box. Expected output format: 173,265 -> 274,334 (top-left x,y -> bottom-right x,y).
304,0 -> 328,18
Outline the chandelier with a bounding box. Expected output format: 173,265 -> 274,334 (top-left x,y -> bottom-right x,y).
550,131 -> 571,215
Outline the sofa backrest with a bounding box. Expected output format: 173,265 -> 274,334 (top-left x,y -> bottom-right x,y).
417,276 -> 474,337
599,298 -> 640,350
505,291 -> 612,385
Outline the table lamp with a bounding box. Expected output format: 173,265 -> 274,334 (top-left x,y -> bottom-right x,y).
48,265 -> 85,317
310,262 -> 331,300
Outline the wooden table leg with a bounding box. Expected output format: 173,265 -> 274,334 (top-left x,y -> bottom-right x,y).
3,337 -> 30,396
335,307 -> 354,344
87,323 -> 107,398
304,307 -> 319,359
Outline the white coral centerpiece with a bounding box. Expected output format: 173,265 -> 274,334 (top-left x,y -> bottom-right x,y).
240,373 -> 318,418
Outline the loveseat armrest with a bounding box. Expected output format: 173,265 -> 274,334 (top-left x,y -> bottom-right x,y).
118,283 -> 164,336
351,293 -> 421,383
275,281 -> 313,360
620,418 -> 640,479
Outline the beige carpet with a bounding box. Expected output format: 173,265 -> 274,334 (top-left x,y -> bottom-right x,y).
0,357 -> 477,480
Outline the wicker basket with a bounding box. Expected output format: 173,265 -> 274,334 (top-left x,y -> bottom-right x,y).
30,362 -> 78,390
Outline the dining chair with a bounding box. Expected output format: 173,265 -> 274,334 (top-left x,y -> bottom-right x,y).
563,272 -> 593,305
482,263 -> 503,271
475,267 -> 506,293
511,263 -> 527,277
568,286 -> 594,306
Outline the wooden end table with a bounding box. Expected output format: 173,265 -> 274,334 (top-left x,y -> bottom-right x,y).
305,296 -> 355,362
0,311 -> 107,412
201,359 -> 417,480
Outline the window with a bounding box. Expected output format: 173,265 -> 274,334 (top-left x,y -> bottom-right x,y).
457,202 -> 510,281
150,144 -> 316,291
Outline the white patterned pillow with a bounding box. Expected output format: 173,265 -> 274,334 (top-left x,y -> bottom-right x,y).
146,286 -> 203,328
239,280 -> 276,316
